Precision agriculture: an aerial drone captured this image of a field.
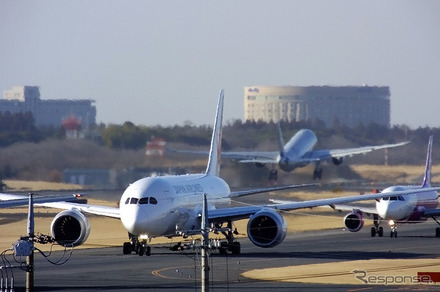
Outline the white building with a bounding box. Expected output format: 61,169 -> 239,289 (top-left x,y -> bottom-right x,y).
244,85 -> 390,128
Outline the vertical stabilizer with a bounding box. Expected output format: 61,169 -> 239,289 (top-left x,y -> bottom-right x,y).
422,135 -> 433,188
277,122 -> 286,154
205,90 -> 224,176
276,122 -> 287,163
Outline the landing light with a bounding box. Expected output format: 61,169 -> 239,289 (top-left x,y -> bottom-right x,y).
388,220 -> 395,226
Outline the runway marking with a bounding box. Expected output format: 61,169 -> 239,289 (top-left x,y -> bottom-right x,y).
152,264 -> 196,281
151,256 -> 285,282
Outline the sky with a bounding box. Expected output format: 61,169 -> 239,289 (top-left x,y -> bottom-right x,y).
1,1 -> 439,129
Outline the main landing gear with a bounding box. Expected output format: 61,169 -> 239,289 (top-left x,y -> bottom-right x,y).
370,214 -> 384,237
123,233 -> 151,256
268,168 -> 278,183
170,221 -> 241,255
432,217 -> 440,237
313,167 -> 323,180
218,221 -> 241,255
313,162 -> 323,180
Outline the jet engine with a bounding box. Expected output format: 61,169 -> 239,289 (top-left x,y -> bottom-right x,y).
344,211 -> 364,232
50,209 -> 90,247
332,157 -> 344,165
247,209 -> 287,248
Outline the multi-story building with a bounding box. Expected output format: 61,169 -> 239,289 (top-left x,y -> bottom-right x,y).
244,85 -> 390,128
1,86 -> 96,128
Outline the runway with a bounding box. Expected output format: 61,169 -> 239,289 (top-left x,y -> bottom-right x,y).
7,222 -> 440,291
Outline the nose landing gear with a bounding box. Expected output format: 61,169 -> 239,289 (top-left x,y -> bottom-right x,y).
389,220 -> 397,238
123,233 -> 151,256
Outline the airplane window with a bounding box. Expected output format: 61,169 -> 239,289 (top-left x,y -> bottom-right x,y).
125,197 -> 130,205
398,196 -> 404,201
130,198 -> 139,204
139,198 -> 149,204
390,196 -> 397,201
149,197 -> 158,205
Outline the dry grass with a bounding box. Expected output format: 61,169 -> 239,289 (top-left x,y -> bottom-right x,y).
3,180 -> 84,191
242,258 -> 440,285
351,164 -> 440,184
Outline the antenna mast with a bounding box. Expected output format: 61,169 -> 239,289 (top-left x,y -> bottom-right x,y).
201,193 -> 210,292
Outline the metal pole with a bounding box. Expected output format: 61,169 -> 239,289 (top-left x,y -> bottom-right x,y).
201,194 -> 209,292
26,193 -> 34,292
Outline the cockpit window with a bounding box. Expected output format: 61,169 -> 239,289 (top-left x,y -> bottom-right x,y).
383,196 -> 404,201
125,197 -> 158,205
139,198 -> 149,204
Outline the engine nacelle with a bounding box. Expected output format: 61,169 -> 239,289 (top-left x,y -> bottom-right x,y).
332,157 -> 344,165
344,211 -> 364,232
247,209 -> 287,248
50,209 -> 90,247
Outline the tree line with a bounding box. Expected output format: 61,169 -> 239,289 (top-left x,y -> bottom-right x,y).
1,110 -> 439,152
0,112 -> 65,147
1,111 -> 440,183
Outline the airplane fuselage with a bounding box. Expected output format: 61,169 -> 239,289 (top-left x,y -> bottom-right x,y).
119,174 -> 230,238
376,186 -> 439,222
277,129 -> 317,171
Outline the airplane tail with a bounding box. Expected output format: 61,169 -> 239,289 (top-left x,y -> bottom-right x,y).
276,123 -> 286,160
205,90 -> 224,177
421,135 -> 433,188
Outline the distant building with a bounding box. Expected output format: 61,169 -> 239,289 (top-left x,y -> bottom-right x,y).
244,85 -> 390,128
1,86 -> 96,128
62,114 -> 82,139
146,137 -> 166,158
64,168 -> 117,189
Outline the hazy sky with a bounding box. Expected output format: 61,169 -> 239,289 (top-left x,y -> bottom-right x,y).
1,1 -> 439,128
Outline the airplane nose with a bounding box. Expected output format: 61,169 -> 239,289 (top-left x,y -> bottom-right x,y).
377,201 -> 400,220
121,206 -> 148,235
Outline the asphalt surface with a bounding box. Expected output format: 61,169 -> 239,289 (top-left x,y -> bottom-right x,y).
3,221 -> 440,292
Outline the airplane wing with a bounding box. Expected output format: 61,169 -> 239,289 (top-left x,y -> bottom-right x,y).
207,186 -> 440,223
0,192 -> 120,218
41,201 -> 120,218
222,151 -> 278,163
307,141 -> 409,161
168,142 -> 409,165
328,203 -> 377,215
422,209 -> 440,218
229,183 -> 317,198
269,198 -> 378,215
167,146 -> 279,163
0,193 -> 81,208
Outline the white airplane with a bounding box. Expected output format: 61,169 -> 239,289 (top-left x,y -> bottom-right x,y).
338,135 -> 440,238
1,91 -> 438,256
169,124 -> 408,180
